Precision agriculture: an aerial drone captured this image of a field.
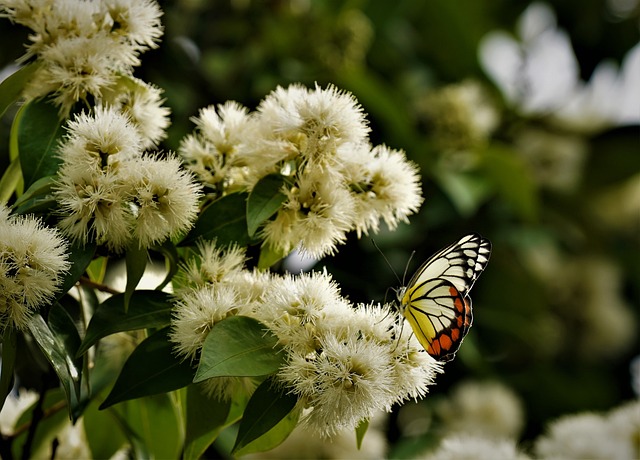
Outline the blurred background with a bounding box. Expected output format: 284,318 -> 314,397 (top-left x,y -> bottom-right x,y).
1,0 -> 638,457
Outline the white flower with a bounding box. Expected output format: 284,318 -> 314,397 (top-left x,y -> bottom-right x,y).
265,273 -> 441,437
255,83 -> 370,167
0,207 -> 70,330
176,240 -> 247,292
436,380 -> 525,439
169,284 -> 243,361
388,328 -> 443,404
261,169 -> 355,258
342,143 -> 423,236
479,2 -> 640,132
2,0 -> 164,115
535,412 -> 626,459
55,168 -> 133,251
513,128 -> 587,192
254,270 -> 350,350
25,35 -> 120,115
102,77 -> 171,149
281,333 -> 395,437
423,435 -> 531,460
179,101 -> 256,193
420,80 -> 500,150
57,106 -> 142,173
100,0 -> 163,52
127,155 -> 202,248
607,399 -> 640,459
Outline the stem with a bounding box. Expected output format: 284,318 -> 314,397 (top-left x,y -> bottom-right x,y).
11,400 -> 66,439
20,386 -> 46,460
78,276 -> 121,295
0,434 -> 14,460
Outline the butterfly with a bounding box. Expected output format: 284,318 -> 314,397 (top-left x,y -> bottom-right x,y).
397,233 -> 491,362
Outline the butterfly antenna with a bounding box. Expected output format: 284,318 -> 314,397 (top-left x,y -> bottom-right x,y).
402,250 -> 416,285
371,239 -> 402,286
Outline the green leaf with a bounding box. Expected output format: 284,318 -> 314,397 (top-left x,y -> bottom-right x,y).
152,240 -> 180,291
184,385 -> 232,460
257,244 -> 290,270
0,326 -> 18,413
124,243 -> 147,312
233,399 -> 300,456
100,327 -> 195,409
434,169 -> 492,217
355,418 -> 369,449
0,156 -> 21,205
194,316 -> 285,382
26,312 -> 82,417
111,393 -> 184,460
15,99 -> 65,188
86,255 -> 108,283
78,290 -> 173,356
231,378 -> 299,454
181,193 -> 251,246
56,240 -> 97,301
11,194 -> 57,216
108,405 -> 153,459
246,174 -> 287,237
0,62 -> 41,117
11,174 -> 55,209
83,398 -> 127,459
48,301 -> 84,420
480,145 -> 538,221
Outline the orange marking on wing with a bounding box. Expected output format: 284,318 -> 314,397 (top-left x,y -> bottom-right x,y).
439,335 -> 453,350
451,328 -> 460,341
450,287 -> 465,312
428,341 -> 441,356
463,298 -> 472,327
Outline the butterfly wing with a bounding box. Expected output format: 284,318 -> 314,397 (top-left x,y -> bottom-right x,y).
400,233 -> 491,362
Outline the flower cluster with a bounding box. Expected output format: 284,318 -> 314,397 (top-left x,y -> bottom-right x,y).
0,205 -> 70,330
434,380 -> 525,440
170,241 -> 442,437
0,0 -> 169,144
53,106 -> 202,251
534,399 -> 640,459
180,83 -> 424,258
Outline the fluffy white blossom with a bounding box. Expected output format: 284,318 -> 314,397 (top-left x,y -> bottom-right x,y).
170,284 -> 242,361
169,242 -> 441,437
435,380 -> 525,439
419,80 -> 500,150
0,206 -> 70,330
179,101 -> 256,194
0,0 -> 163,115
479,2 -> 640,132
54,107 -> 202,251
342,143 -> 424,236
534,406 -> 638,459
422,435 -> 531,460
254,83 -> 370,168
179,83 -> 423,260
101,77 -> 171,149
176,240 -> 247,292
127,155 -> 202,249
262,169 -> 355,258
